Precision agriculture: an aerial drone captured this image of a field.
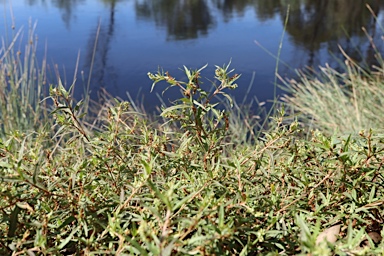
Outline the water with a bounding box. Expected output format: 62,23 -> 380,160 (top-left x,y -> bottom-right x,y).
1,0 -> 384,111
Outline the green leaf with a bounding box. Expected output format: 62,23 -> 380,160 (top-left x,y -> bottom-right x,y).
196,63 -> 208,73
188,235 -> 208,245
58,84 -> 69,98
183,65 -> 191,78
239,244 -> 248,256
147,180 -> 172,210
368,186 -> 376,202
296,214 -> 311,244
129,239 -> 149,256
58,226 -> 80,250
161,240 -> 176,256
0,161 -> 12,168
161,104 -> 190,117
343,134 -> 352,152
74,99 -> 84,111
17,136 -> 27,162
193,100 -> 207,111
221,92 -> 234,107
141,159 -> 152,177
58,215 -> 77,230
8,205 -> 21,237
219,204 -> 225,229
172,192 -> 194,212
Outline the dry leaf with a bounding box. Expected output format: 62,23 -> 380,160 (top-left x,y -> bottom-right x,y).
367,232 -> 382,243
316,224 -> 341,245
361,231 -> 382,247
16,202 -> 34,213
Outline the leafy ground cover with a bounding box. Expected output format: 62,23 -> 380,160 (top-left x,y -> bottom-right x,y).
1,25 -> 384,256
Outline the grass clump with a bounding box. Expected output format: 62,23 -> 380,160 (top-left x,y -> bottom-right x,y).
1,53 -> 384,255
282,59 -> 384,136
282,14 -> 384,137
0,23 -> 49,137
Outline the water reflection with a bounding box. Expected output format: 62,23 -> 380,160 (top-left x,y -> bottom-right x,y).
26,0 -> 86,27
84,0 -> 118,93
211,0 -> 254,21
4,0 -> 384,107
278,0 -> 384,67
133,0 -> 384,65
135,0 -> 214,40
253,0 -> 281,21
21,0 -> 384,57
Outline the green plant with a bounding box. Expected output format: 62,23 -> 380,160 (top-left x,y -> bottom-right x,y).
0,22 -> 49,137
282,59 -> 384,136
282,7 -> 384,136
148,63 -> 240,164
2,61 -> 383,255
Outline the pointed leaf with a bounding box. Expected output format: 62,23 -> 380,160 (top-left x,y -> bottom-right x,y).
58,226 -> 80,250
8,205 -> 21,237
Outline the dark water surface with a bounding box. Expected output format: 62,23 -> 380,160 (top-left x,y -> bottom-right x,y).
2,0 -> 384,110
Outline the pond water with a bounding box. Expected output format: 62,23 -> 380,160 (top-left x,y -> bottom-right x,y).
2,0 -> 384,111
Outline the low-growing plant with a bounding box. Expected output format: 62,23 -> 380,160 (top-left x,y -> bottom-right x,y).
1,58 -> 384,255
147,63 -> 241,165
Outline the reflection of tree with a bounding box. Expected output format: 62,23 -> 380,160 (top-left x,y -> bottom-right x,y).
134,0 -> 384,67
253,0 -> 280,21
83,0 -> 118,94
277,0 -> 383,67
280,1 -> 379,48
25,0 -> 47,5
19,0 -> 384,69
211,0 -> 254,21
53,0 -> 86,27
25,0 -> 86,27
135,0 -> 214,40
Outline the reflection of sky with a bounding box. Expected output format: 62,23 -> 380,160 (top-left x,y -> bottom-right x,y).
2,0 -> 103,71
112,3 -> 293,105
4,0 -> 286,107
2,0 -> 381,110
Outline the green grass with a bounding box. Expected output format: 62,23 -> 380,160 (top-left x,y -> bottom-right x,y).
281,8 -> 384,137
282,59 -> 384,136
1,25 -> 384,255
0,22 -> 49,137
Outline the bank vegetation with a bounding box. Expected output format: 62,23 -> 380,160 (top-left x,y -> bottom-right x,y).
0,24 -> 383,255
